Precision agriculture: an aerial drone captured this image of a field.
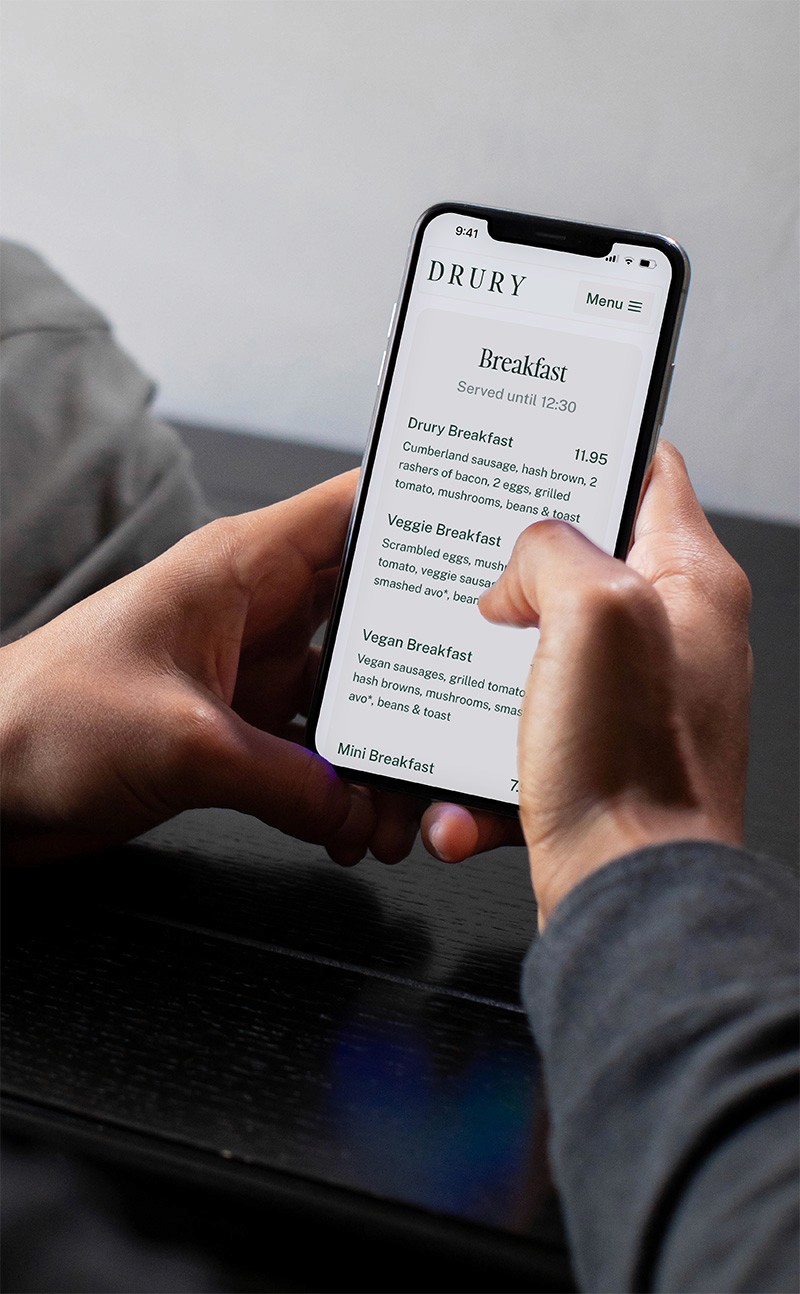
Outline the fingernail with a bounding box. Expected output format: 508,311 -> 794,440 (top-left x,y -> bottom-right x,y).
429,821 -> 455,862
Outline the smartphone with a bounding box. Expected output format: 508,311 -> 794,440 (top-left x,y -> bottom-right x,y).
307,203 -> 689,816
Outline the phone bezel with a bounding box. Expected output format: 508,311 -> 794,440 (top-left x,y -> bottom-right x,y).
306,202 -> 690,818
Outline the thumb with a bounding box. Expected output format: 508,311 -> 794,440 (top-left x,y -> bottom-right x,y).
479,518 -> 621,629
182,706 -> 376,859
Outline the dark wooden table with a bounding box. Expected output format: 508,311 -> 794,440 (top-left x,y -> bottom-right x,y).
3,427 -> 797,1292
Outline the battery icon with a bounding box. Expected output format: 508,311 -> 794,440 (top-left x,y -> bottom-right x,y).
639,258 -> 656,268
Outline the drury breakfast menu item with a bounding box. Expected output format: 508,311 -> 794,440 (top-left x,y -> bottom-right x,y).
313,214 -> 672,806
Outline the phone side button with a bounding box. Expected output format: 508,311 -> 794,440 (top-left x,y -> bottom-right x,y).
657,362 -> 676,424
646,431 -> 661,473
377,350 -> 387,386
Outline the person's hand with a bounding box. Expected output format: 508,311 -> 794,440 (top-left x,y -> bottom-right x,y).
0,471 -> 419,866
423,443 -> 752,925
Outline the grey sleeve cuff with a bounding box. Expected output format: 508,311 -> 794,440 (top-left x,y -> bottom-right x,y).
522,842 -> 799,1293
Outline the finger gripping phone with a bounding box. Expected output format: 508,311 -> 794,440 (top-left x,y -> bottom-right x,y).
308,203 -> 689,815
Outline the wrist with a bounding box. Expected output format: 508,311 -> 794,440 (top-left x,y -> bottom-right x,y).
527,802 -> 737,929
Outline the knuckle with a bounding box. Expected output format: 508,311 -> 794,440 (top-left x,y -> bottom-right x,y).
132,690 -> 231,814
204,515 -> 234,549
726,558 -> 752,619
165,695 -> 227,776
699,549 -> 752,625
572,570 -> 664,644
535,517 -> 577,545
160,517 -> 236,593
512,520 -> 576,586
172,515 -> 252,608
515,518 -> 573,558
169,698 -> 222,766
195,515 -> 243,569
585,569 -> 654,618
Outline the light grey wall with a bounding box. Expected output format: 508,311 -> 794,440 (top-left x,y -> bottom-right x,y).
2,0 -> 798,521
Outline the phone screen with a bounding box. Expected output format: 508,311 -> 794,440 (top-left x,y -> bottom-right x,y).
310,207 -> 687,812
